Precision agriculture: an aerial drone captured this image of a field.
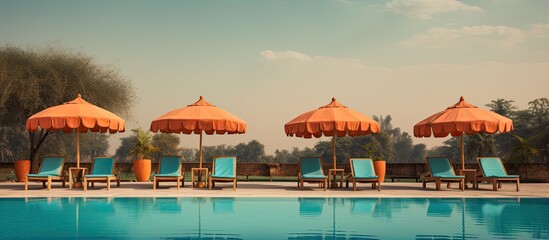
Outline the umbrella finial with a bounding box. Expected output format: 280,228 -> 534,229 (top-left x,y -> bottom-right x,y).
77,93 -> 82,98
189,96 -> 215,107
447,96 -> 476,109
320,97 -> 347,109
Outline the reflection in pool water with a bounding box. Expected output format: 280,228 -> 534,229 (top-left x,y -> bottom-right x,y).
0,197 -> 547,239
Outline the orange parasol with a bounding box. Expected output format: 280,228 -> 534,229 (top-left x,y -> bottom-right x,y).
26,94 -> 125,167
284,97 -> 380,170
149,96 -> 247,168
414,96 -> 513,169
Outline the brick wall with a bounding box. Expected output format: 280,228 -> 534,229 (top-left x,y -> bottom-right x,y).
2,162 -> 548,182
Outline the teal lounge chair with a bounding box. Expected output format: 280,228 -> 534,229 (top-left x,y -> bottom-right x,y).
298,157 -> 327,191
25,156 -> 66,190
477,157 -> 520,191
423,157 -> 464,191
153,156 -> 184,190
209,156 -> 237,190
83,157 -> 120,191
346,158 -> 381,191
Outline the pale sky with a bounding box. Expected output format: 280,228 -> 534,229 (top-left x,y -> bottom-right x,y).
1,0 -> 548,155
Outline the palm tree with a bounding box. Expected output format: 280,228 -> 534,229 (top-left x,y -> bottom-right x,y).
508,134 -> 540,179
130,128 -> 158,160
465,133 -> 496,163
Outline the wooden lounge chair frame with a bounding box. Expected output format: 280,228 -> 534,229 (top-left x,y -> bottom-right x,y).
24,156 -> 66,190
83,157 -> 120,191
346,158 -> 381,191
476,157 -> 520,191
209,156 -> 237,190
153,156 -> 185,190
298,157 -> 327,191
423,157 -> 464,191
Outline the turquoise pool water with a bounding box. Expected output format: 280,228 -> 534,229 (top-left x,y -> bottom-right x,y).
0,197 -> 547,239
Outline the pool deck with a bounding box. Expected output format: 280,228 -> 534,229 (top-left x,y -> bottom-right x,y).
1,181 -> 548,198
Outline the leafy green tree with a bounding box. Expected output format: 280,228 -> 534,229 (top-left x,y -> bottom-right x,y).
411,144 -> 427,162
234,140 -> 265,162
151,133 -> 181,161
273,149 -> 292,163
181,148 -> 197,162
0,46 -> 136,171
528,98 -> 549,127
507,135 -> 540,178
115,135 -> 137,163
486,98 -> 518,156
486,99 -> 517,117
0,127 -> 27,162
486,97 -> 549,164
0,128 -> 13,162
274,147 -> 314,163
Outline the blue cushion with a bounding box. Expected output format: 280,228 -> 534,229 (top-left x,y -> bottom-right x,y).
354,176 -> 379,179
30,157 -> 64,176
428,157 -> 458,177
300,157 -> 325,178
302,174 -> 327,179
158,156 -> 181,175
91,157 -> 114,175
433,174 -> 464,179
490,175 -> 520,178
211,174 -> 235,179
85,174 -> 113,178
155,173 -> 181,177
213,157 -> 236,178
479,157 -> 518,178
351,158 -> 377,178
27,174 -> 57,178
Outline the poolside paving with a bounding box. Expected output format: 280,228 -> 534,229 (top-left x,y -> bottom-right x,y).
1,181 -> 548,198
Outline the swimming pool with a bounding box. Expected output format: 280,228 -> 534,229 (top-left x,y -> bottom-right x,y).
0,197 -> 547,239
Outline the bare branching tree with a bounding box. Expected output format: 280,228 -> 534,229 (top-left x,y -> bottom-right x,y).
0,45 -> 137,172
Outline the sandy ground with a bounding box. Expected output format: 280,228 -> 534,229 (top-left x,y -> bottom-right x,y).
1,181 -> 547,198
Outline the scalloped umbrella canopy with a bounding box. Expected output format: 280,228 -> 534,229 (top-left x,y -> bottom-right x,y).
150,96 -> 247,167
284,97 -> 380,169
414,96 -> 513,169
26,94 -> 125,167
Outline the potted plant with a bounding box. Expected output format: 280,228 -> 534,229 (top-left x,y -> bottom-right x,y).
130,128 -> 158,182
14,159 -> 31,182
365,142 -> 386,183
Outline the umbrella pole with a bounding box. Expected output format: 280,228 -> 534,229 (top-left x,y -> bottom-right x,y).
76,131 -> 80,168
196,131 -> 206,188
199,132 -> 203,168
332,134 -> 336,170
331,132 -> 339,188
460,133 -> 465,170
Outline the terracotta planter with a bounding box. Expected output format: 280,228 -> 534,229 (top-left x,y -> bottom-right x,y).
373,160 -> 386,183
14,160 -> 31,182
133,159 -> 152,182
